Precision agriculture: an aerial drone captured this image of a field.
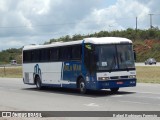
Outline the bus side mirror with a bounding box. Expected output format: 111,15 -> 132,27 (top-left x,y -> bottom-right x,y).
133,50 -> 136,61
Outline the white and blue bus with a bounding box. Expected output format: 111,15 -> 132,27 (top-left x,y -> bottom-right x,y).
23,37 -> 136,93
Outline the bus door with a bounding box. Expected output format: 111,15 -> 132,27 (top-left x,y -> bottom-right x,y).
61,45 -> 82,88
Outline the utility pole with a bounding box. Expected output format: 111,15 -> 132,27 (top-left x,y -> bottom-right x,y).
136,17 -> 138,32
148,14 -> 153,29
148,13 -> 160,29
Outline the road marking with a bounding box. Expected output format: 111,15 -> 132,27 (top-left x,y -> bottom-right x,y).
136,91 -> 160,95
119,100 -> 160,106
131,95 -> 160,100
111,95 -> 123,97
119,100 -> 151,105
84,103 -> 100,107
138,84 -> 160,87
0,86 -> 17,91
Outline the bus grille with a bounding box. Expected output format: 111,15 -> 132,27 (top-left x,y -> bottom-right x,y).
110,76 -> 129,80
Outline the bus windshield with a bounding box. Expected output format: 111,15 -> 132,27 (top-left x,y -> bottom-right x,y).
95,44 -> 135,71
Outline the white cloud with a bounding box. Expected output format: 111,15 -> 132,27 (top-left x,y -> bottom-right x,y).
73,0 -> 150,33
0,0 -> 159,50
0,1 -> 7,11
17,0 -> 51,15
0,39 -> 24,50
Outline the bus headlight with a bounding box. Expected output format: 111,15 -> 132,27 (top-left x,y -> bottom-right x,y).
98,77 -> 110,81
129,75 -> 136,78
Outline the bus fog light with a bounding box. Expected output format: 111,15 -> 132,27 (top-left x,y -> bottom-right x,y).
98,77 -> 110,81
130,81 -> 136,84
129,75 -> 136,78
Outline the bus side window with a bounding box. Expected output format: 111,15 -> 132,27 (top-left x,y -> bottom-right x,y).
23,51 -> 32,63
50,48 -> 59,61
39,49 -> 50,62
72,45 -> 81,60
59,47 -> 72,61
32,50 -> 40,62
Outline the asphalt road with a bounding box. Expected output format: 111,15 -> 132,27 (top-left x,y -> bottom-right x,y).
0,78 -> 160,120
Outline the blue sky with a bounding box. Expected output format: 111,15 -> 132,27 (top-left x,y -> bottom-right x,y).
0,0 -> 160,50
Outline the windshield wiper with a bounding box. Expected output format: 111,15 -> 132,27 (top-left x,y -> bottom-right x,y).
109,55 -> 116,73
124,61 -> 129,71
119,54 -> 129,71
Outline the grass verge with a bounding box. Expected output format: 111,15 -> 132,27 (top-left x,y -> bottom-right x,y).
136,66 -> 160,84
0,67 -> 22,78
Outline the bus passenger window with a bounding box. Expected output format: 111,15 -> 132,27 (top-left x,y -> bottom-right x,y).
72,45 -> 81,60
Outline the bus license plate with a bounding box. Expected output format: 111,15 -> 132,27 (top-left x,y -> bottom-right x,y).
117,82 -> 123,84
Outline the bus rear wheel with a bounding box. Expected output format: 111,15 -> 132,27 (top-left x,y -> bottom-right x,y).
110,88 -> 119,93
78,78 -> 87,94
35,76 -> 42,90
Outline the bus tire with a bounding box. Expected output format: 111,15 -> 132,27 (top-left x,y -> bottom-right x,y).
78,78 -> 87,94
35,76 -> 42,90
110,88 -> 119,93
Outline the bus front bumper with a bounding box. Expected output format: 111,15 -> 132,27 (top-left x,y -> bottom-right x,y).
87,78 -> 136,90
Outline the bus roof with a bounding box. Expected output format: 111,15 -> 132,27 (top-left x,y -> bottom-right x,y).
23,37 -> 132,50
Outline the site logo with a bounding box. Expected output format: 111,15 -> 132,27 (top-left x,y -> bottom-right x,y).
1,112 -> 42,118
2,112 -> 12,117
33,64 -> 42,79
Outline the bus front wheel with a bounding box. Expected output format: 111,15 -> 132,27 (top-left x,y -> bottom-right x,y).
110,88 -> 119,93
78,78 -> 87,94
35,76 -> 42,90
